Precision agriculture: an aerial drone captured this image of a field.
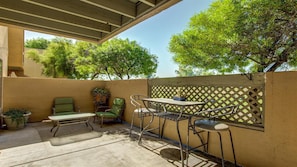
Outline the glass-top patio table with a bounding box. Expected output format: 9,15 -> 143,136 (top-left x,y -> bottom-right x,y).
139,98 -> 206,167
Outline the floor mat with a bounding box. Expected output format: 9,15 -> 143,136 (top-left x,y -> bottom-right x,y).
49,131 -> 102,146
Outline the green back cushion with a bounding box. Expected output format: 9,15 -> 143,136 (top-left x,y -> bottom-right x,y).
110,98 -> 125,116
54,98 -> 74,114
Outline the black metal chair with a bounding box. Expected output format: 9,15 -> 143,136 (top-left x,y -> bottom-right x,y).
129,95 -> 157,136
188,105 -> 238,167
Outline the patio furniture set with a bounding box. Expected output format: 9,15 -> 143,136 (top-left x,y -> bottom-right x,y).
49,97 -> 125,137
129,95 -> 238,167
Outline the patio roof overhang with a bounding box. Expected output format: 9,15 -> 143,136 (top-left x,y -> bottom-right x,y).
0,0 -> 181,43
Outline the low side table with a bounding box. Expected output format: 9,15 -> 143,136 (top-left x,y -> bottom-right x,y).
48,113 -> 96,137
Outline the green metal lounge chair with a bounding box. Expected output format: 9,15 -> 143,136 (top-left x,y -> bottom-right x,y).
52,97 -> 80,115
50,97 -> 86,136
95,97 -> 125,128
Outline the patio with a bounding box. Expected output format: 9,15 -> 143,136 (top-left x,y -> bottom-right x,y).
0,71 -> 296,167
0,0 -> 296,166
0,121 -> 236,167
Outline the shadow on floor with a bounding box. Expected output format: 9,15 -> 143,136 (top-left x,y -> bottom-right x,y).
0,121 -> 240,167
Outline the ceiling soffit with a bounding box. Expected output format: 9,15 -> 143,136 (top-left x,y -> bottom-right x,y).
0,0 -> 181,43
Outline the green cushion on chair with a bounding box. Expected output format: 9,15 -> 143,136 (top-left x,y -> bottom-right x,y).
96,112 -> 117,118
110,98 -> 125,116
55,104 -> 74,113
96,97 -> 125,128
53,97 -> 78,115
55,98 -> 74,105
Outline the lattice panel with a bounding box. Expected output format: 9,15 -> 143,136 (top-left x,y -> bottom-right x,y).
148,74 -> 265,128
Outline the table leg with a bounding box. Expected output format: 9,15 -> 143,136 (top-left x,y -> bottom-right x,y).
50,122 -> 57,132
53,121 -> 60,137
176,120 -> 185,167
160,116 -> 166,139
87,118 -> 94,130
186,116 -> 191,166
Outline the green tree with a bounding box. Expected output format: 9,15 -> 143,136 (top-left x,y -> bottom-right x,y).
233,0 -> 297,72
175,65 -> 195,77
169,0 -> 297,73
25,49 -> 41,62
41,38 -> 75,78
175,65 -> 215,77
70,41 -> 99,79
73,38 -> 158,80
25,38 -> 158,80
97,38 -> 158,80
25,37 -> 50,49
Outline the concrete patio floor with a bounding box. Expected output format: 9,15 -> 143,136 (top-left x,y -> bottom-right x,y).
0,121 -> 235,167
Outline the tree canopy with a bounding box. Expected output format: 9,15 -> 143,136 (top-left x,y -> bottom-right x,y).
72,38 -> 158,80
96,38 -> 158,80
41,38 -> 76,78
169,0 -> 297,74
25,37 -> 50,49
25,38 -> 158,80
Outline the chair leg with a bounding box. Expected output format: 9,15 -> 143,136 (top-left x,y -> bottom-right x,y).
130,112 -> 135,137
100,116 -> 103,128
158,114 -> 162,138
217,132 -> 225,167
206,131 -> 210,152
160,118 -> 167,139
140,114 -> 144,132
93,115 -> 100,123
228,129 -> 237,166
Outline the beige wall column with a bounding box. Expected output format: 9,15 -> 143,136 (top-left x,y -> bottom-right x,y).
7,26 -> 24,76
0,26 -> 8,77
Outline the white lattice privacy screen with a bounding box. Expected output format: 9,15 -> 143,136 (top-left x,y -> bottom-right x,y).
148,73 -> 265,129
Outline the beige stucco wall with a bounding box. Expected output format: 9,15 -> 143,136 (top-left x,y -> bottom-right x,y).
23,48 -> 46,78
2,77 -> 148,124
2,72 -> 297,167
3,77 -> 107,121
260,71 -> 297,167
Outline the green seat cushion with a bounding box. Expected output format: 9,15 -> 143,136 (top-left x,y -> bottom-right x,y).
110,98 -> 125,116
96,112 -> 117,118
53,98 -> 75,115
55,98 -> 74,105
110,105 -> 123,116
55,104 -> 74,113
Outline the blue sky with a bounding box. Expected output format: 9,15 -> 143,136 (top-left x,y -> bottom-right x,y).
25,0 -> 213,78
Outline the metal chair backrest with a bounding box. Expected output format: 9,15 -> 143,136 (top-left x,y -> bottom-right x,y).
196,105 -> 239,120
130,95 -> 147,110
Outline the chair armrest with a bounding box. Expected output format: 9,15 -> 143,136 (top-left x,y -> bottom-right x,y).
130,96 -> 142,109
105,109 -> 112,112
